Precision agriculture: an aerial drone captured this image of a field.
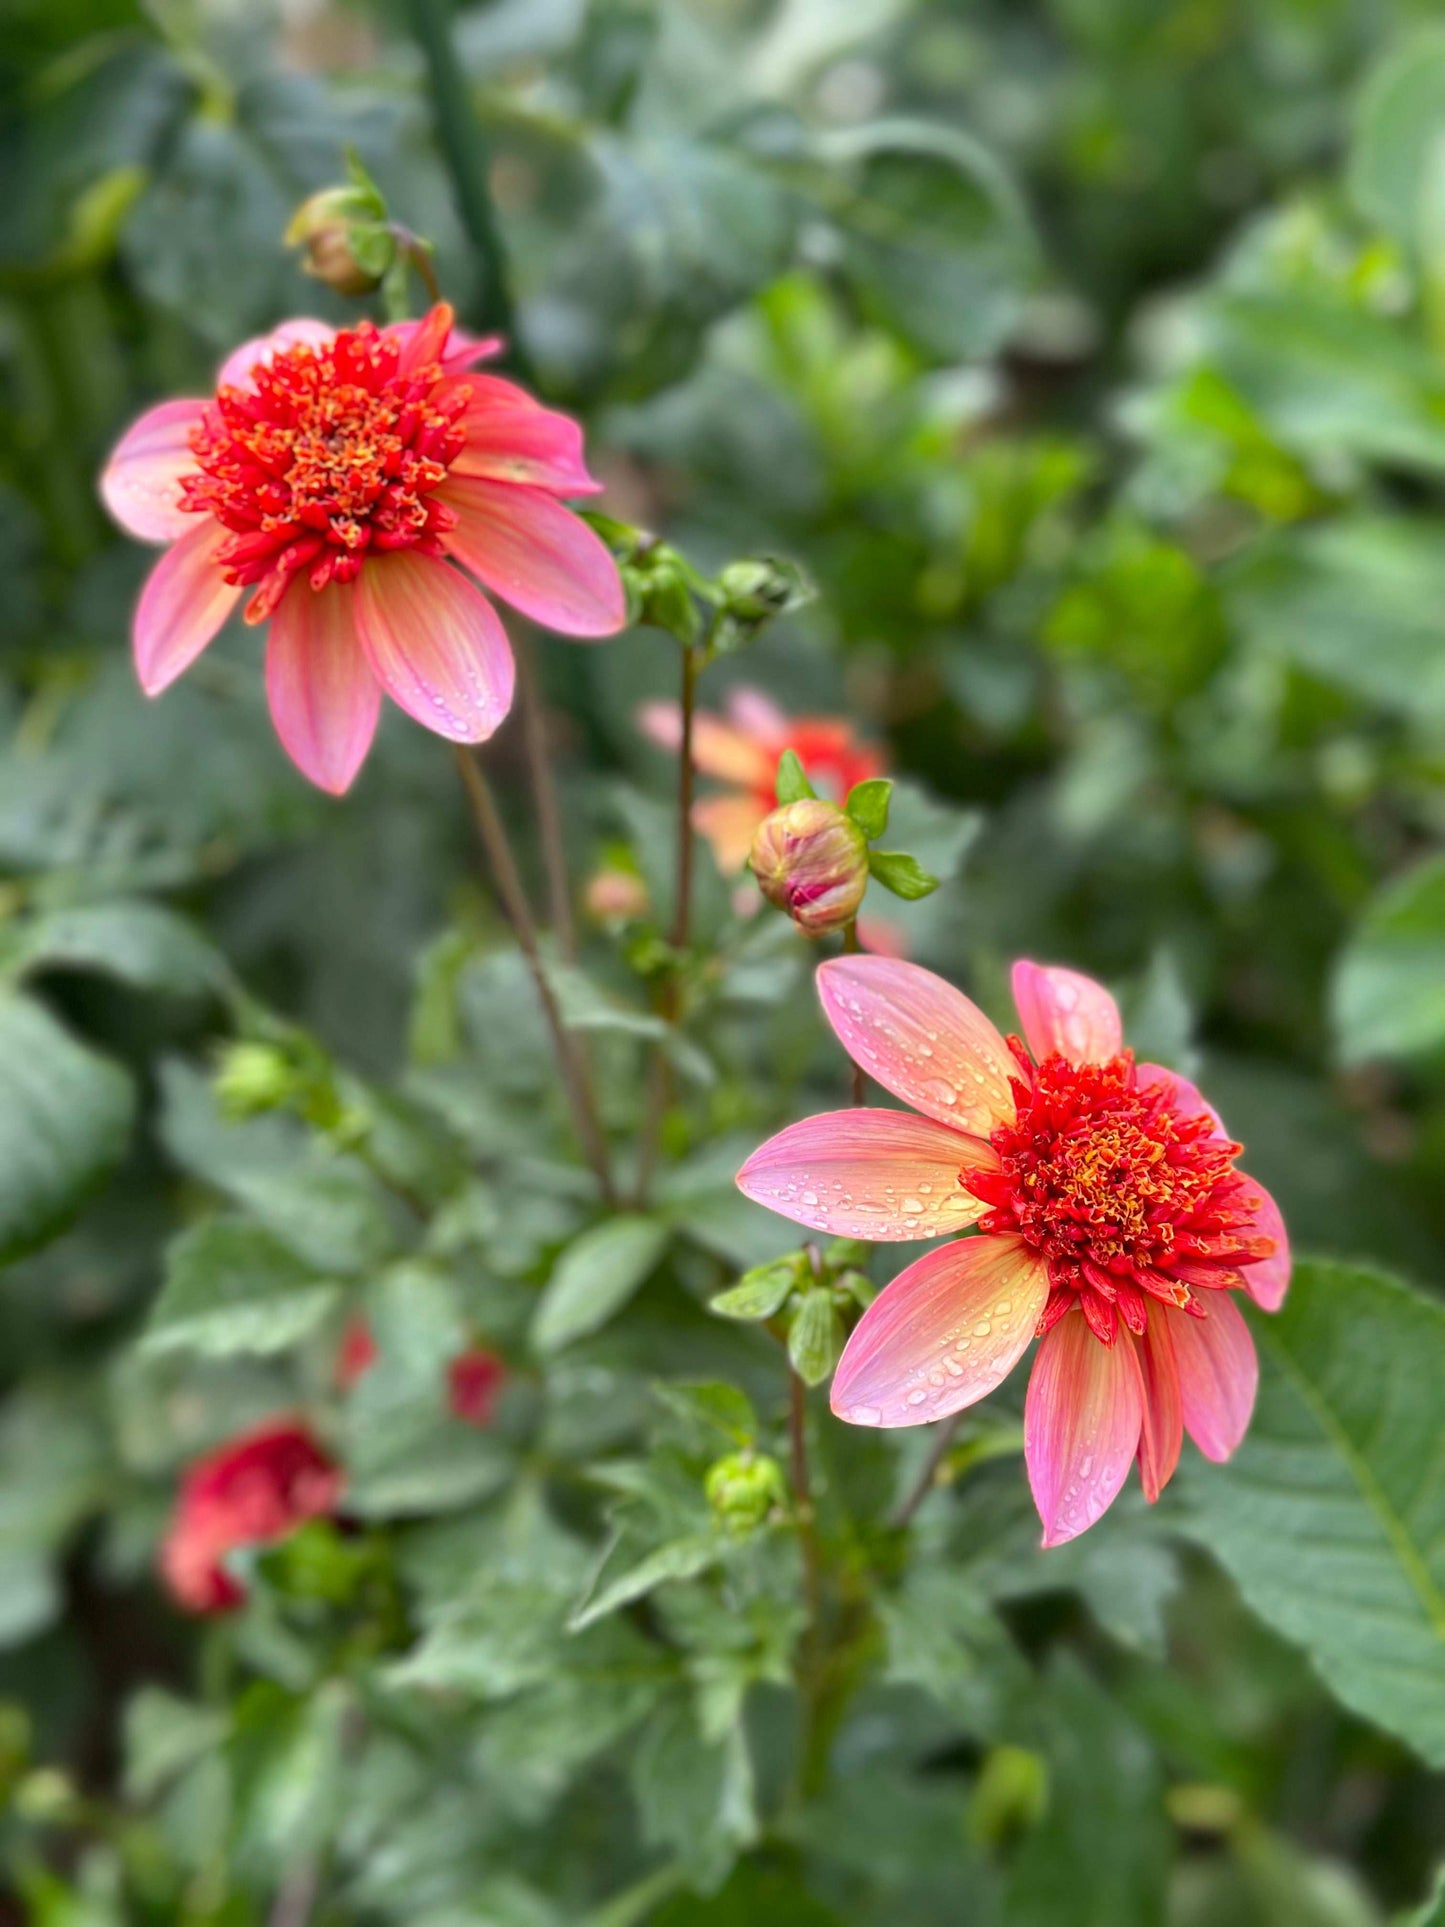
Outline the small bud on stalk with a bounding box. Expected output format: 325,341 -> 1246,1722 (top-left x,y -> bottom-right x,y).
705,1450 -> 787,1535
285,186 -> 393,297
213,1041 -> 296,1120
750,798 -> 869,937
584,866 -> 650,925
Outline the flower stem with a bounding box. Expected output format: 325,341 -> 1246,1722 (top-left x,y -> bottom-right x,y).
515,630 -> 577,961
787,1366 -> 829,1796
452,744 -> 616,1204
888,1412 -> 964,1530
404,0 -> 522,349
841,920 -> 866,1106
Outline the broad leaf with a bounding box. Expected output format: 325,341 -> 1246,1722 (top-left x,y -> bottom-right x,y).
531,1214 -> 669,1353
1332,856 -> 1445,1064
143,1219 -> 339,1358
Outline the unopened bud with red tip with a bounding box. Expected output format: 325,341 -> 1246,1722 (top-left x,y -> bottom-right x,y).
750,798 -> 869,937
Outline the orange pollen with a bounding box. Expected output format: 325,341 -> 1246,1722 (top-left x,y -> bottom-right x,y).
963,1043 -> 1273,1345
177,313 -> 470,623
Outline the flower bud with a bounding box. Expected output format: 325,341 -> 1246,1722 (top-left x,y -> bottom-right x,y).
585,866 -> 650,925
705,1450 -> 787,1535
213,1041 -> 295,1120
285,188 -> 391,297
750,798 -> 869,937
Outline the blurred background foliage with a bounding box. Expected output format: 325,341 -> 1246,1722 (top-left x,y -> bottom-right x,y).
3,0 -> 1445,1921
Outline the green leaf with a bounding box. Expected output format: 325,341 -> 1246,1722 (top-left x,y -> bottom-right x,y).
531,1214 -> 670,1353
707,1260 -> 799,1322
629,1693 -> 757,1893
0,992 -> 135,1263
844,777 -> 892,840
1349,27 -> 1445,244
787,1288 -> 843,1388
774,749 -> 814,804
651,1381 -> 756,1450
1332,856 -> 1445,1064
867,849 -> 940,901
1172,1260 -> 1445,1767
9,901 -> 229,999
143,1219 -> 339,1358
568,1532 -> 723,1632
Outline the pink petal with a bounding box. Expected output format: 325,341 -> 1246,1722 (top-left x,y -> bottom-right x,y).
439,477 -> 625,638
450,376 -> 602,495
693,794 -> 765,873
857,916 -> 908,960
354,554 -> 515,744
217,319 -> 335,393
100,399 -> 205,542
830,1234 -> 1048,1428
639,701 -> 776,788
736,1108 -> 998,1242
1133,1316 -> 1182,1504
265,580 -> 382,795
1136,1062 -> 1226,1136
1166,1296 -> 1258,1462
1011,960 -> 1123,1067
386,312 -> 503,376
133,521 -> 240,695
724,688 -> 790,742
1025,1311 -> 1145,1547
1237,1174 -> 1290,1311
816,957 -> 1018,1137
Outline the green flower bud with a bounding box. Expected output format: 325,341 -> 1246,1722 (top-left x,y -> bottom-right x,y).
705,1450 -> 787,1535
213,1041 -> 295,1120
285,188 -> 393,297
750,798 -> 869,937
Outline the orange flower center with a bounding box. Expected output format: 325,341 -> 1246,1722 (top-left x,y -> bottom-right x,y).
179,314 -> 470,622
965,1044 -> 1270,1344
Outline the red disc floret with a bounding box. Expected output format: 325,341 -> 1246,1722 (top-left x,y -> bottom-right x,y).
964,1041 -> 1274,1346
179,319 -> 470,623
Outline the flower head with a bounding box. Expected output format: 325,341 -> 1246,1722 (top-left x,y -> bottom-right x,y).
161,1418 -> 342,1614
101,305 -> 625,793
736,957 -> 1290,1545
639,688 -> 884,874
750,797 -> 869,936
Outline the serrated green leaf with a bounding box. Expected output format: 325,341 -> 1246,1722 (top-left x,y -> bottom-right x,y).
774,749 -> 815,804
787,1288 -> 843,1387
0,992 -> 135,1263
1172,1259 -> 1445,1766
708,1261 -> 798,1322
844,777 -> 892,840
569,1532 -> 722,1632
143,1219 -> 339,1357
531,1215 -> 669,1353
866,849 -> 940,901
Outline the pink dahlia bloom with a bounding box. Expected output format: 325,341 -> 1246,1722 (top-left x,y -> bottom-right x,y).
639,687 -> 885,874
101,304 -> 625,793
161,1418 -> 342,1614
737,957 -> 1290,1546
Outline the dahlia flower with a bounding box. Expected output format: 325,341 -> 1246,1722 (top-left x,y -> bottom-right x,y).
639,687 -> 884,873
101,304 -> 624,793
737,958 -> 1289,1545
161,1418 -> 342,1614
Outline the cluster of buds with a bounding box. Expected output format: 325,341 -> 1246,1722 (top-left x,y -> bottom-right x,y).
704,1449 -> 788,1535
709,1239 -> 874,1387
749,754 -> 938,940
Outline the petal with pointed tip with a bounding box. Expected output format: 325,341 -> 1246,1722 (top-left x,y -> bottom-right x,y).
1025,1311 -> 1144,1546
1167,1297 -> 1258,1461
266,581 -> 382,794
831,1234 -> 1047,1428
439,477 -> 625,638
133,520 -> 240,695
1236,1175 -> 1289,1311
816,956 -> 1017,1136
1012,960 -> 1123,1067
100,399 -> 204,542
737,1108 -> 997,1242
385,313 -> 502,374
354,554 -> 514,744
450,376 -> 602,495
1133,1316 -> 1183,1503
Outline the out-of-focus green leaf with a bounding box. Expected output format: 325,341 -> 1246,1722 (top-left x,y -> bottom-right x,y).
8,900 -> 229,998
1333,857 -> 1445,1064
1173,1260 -> 1445,1767
629,1693 -> 757,1893
0,991 -> 134,1263
143,1219 -> 338,1358
1349,28 -> 1445,243
531,1214 -> 669,1353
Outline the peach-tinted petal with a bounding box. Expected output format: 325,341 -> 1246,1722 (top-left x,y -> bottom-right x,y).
736,1108 -> 997,1242
1166,1296 -> 1257,1462
100,399 -> 204,542
1237,1175 -> 1290,1311
694,794 -> 765,873
1025,1310 -> 1144,1546
857,915 -> 908,960
438,477 -> 625,638
639,701 -> 776,789
354,553 -> 514,744
450,376 -> 602,495
1133,1314 -> 1183,1504
830,1234 -> 1048,1428
1012,960 -> 1123,1068
266,580 -> 381,794
217,319 -> 335,393
133,520 -> 240,695
386,311 -> 503,375
724,687 -> 789,742
816,956 -> 1018,1137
